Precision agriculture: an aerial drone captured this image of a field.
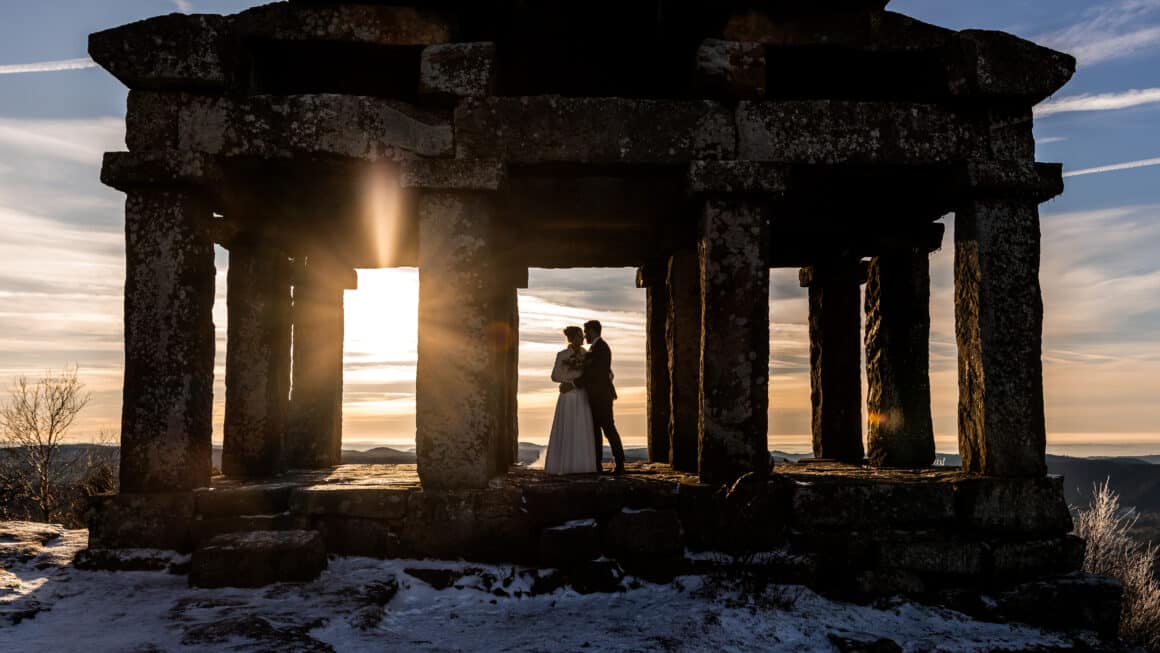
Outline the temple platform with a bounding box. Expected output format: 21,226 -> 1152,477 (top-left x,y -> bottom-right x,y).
88,462 -> 1090,599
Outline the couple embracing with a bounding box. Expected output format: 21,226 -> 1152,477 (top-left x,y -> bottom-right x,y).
544,320 -> 626,475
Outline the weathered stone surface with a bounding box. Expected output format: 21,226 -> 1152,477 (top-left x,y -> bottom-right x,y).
398,488 -> 533,562
100,151 -> 222,190
960,161 -> 1064,202
416,192 -> 503,489
522,477 -> 679,527
948,30 -> 1076,103
309,516 -> 397,558
419,42 -> 496,97
120,190 -> 215,493
290,486 -> 410,520
223,240 -> 292,478
804,259 -> 865,463
676,480 -> 724,551
698,200 -> 770,484
865,251 -> 935,467
455,97 -> 736,163
603,509 -> 684,559
645,285 -> 671,463
400,159 -> 506,191
87,493 -> 194,551
194,483 -> 296,517
89,15 -> 226,90
666,248 -> 701,473
686,161 -> 789,194
721,9 -> 947,51
991,573 -> 1122,637
789,479 -> 956,529
192,513 -> 300,547
695,39 -> 766,99
233,3 -> 452,45
953,475 -> 1072,535
286,262 -> 346,469
190,530 -> 327,588
954,197 -> 1046,477
538,519 -> 601,568
176,94 -> 453,160
737,101 -> 966,164
990,535 -> 1086,579
879,536 -> 988,577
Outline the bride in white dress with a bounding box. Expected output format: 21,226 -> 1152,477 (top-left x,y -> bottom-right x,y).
544,326 -> 597,475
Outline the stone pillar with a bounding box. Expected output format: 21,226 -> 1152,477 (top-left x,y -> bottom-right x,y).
955,197 -> 1046,477
666,248 -> 701,473
286,260 -> 352,469
488,283 -> 520,472
638,264 -> 671,463
416,191 -> 504,489
802,259 -> 867,463
120,189 -> 215,493
223,239 -> 292,478
865,251 -> 935,467
698,200 -> 770,484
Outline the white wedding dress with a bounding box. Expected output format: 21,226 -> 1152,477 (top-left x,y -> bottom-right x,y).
544,347 -> 597,475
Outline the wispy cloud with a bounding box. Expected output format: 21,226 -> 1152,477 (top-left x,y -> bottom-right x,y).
0,58 -> 96,75
1036,88 -> 1160,117
1038,0 -> 1160,66
172,0 -> 193,12
1036,136 -> 1068,145
1064,156 -> 1160,177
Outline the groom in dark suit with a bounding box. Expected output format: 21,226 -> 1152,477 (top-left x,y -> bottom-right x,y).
575,320 -> 626,474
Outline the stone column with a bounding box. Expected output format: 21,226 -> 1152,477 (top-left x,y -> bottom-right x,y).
666,248 -> 701,473
223,239 -> 292,478
120,189 -> 215,493
416,191 -> 504,489
638,264 -> 671,464
802,259 -> 866,463
488,282 -> 520,472
286,260 -> 352,469
955,197 -> 1046,477
698,200 -> 770,484
865,251 -> 935,467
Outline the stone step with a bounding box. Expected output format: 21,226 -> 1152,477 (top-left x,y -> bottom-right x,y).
193,483 -> 297,518
190,530 -> 327,588
191,512 -> 301,547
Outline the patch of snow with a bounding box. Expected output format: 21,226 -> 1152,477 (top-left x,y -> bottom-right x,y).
0,523 -> 1079,652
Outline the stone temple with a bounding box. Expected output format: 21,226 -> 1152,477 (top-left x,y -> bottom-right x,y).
82,0 -> 1121,631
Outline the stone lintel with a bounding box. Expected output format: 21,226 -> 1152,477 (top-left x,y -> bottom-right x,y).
799,259 -> 870,287
721,8 -> 943,48
89,14 -> 226,90
419,42 -> 497,97
101,151 -> 222,191
687,161 -> 790,195
695,39 -> 766,100
232,3 -> 453,45
454,97 -> 737,163
400,159 -> 506,191
150,94 -> 453,160
948,30 -> 1076,104
960,161 -> 1063,203
737,101 -> 967,164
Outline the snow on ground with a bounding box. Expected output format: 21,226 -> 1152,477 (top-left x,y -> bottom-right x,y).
0,522 -> 1081,652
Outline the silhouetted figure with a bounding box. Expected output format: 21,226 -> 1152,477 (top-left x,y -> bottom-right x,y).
575,320 -> 625,474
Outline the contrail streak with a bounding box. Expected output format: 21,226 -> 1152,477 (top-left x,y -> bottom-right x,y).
1064,157 -> 1160,177
0,58 -> 97,75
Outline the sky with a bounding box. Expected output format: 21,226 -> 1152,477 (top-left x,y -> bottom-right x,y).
0,1 -> 1158,456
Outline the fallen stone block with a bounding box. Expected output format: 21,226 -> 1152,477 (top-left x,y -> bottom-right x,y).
309,516 -> 398,559
87,493 -> 194,552
190,530 -> 327,588
990,535 -> 1086,580
191,513 -> 301,547
603,508 -> 684,559
991,572 -> 1123,637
